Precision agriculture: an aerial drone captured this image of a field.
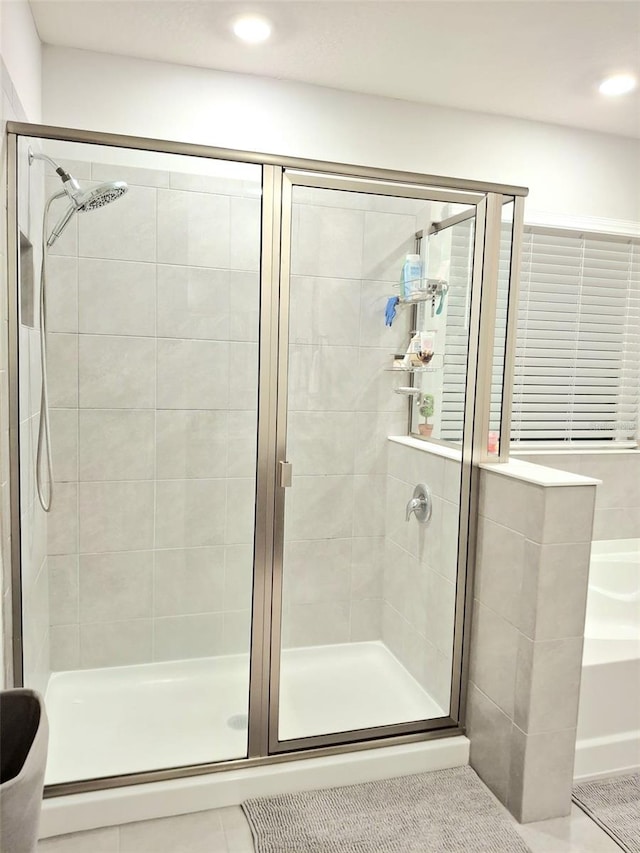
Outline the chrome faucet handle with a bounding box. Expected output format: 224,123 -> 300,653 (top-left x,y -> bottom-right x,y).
405,484 -> 432,524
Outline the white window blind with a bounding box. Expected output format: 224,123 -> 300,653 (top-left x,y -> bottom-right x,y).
442,224 -> 639,445
512,229 -> 639,444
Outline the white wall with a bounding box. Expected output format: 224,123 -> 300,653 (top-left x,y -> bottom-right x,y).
1,0 -> 42,122
42,46 -> 640,224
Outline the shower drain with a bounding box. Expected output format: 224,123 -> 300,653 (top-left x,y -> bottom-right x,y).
227,713 -> 249,731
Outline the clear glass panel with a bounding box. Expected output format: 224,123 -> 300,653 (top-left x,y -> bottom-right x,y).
489,199 -> 516,455
17,136 -> 261,783
410,212 -> 476,443
278,185 -> 470,741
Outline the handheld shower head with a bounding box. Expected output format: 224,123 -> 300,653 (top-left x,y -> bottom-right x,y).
29,149 -> 129,246
46,181 -> 129,246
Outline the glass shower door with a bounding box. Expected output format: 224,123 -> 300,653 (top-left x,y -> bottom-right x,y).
15,133 -> 262,785
270,176 -> 480,748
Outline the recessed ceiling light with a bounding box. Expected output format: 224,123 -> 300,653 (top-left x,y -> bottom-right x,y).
598,73 -> 637,96
232,15 -> 272,44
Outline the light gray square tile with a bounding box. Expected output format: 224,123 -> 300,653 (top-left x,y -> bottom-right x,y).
156,410 -> 227,479
37,826 -> 119,853
228,271 -> 260,342
467,681 -> 513,805
289,275 -> 361,347
226,411 -> 258,478
443,459 -> 462,503
47,482 -> 78,556
157,265 -> 229,340
79,258 -> 156,336
592,506 -> 640,541
224,545 -> 254,611
157,189 -> 230,268
48,624 -> 78,676
479,470 -> 545,540
287,411 -> 355,475
154,547 -> 225,616
352,474 -> 387,537
227,342 -> 259,411
47,333 -> 78,408
284,474 -> 353,541
350,599 -> 382,641
509,725 -> 576,822
157,338 -> 229,409
426,570 -> 456,656
222,609 -> 252,654
351,537 -> 384,598
80,551 -> 154,623
153,613 -> 225,661
230,195 -> 261,272
79,481 -> 155,553
579,453 -> 640,509
362,210 -> 417,282
475,516 -> 525,627
520,541 -> 591,640
79,183 -> 156,262
287,345 -> 360,412
80,619 -> 152,668
79,335 -> 155,408
79,410 -> 155,480
91,161 -> 170,188
49,555 -> 78,625
542,485 -> 596,544
353,413 -> 406,475
355,346 -> 408,413
50,408 -> 78,483
469,600 -> 519,718
291,203 -> 364,279
382,602 -> 404,660
225,478 -> 256,545
383,539 -> 411,616
119,810 -> 226,853
46,255 -> 78,333
155,479 -> 226,548
283,538 -> 351,605
514,635 -> 584,734
286,601 -> 350,647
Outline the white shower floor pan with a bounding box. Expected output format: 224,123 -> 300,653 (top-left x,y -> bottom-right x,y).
44,640 -> 447,786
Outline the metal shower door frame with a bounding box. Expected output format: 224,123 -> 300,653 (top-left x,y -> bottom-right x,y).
6,121 -> 526,795
263,171 -> 511,755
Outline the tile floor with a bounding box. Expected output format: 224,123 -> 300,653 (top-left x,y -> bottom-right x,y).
38,800 -> 622,853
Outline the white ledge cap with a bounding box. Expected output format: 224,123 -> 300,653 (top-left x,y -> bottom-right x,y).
480,458 -> 601,488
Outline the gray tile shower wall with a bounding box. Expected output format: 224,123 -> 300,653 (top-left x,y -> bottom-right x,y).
512,451 -> 640,541
46,159 -> 262,670
383,440 -> 460,711
280,189 -> 422,648
467,464 -> 597,823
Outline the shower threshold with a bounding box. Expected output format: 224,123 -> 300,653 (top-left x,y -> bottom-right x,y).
44,640 -> 446,785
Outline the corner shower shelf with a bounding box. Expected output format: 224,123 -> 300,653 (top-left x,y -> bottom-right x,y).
385,366 -> 441,373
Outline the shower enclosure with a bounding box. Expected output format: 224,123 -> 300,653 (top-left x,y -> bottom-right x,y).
6,122 -> 525,794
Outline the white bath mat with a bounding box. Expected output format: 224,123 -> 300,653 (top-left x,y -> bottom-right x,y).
574,773 -> 640,853
242,765 -> 531,852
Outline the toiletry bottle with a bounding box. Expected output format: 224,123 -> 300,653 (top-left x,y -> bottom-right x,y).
401,254 -> 423,300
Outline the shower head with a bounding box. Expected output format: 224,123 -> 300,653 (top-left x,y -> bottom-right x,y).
46,180 -> 129,246
29,148 -> 129,246
75,182 -> 128,212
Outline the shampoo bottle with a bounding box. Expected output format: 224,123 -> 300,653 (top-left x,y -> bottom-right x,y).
401,254 -> 423,299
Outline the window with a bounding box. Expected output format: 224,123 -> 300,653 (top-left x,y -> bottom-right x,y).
443,223 -> 639,446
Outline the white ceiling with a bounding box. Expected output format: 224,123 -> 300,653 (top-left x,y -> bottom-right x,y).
30,0 -> 640,138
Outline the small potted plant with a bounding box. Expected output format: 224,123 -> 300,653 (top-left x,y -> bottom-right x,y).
418,393 -> 435,437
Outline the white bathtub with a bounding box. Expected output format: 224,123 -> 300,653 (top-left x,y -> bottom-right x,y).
575,538 -> 640,781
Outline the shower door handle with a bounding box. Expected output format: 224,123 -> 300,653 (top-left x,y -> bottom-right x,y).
279,461 -> 293,488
